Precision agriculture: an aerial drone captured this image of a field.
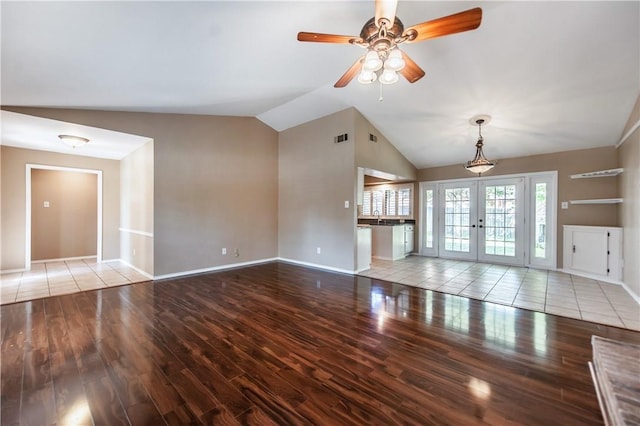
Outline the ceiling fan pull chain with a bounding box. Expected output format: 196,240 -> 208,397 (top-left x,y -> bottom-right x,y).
379,81 -> 384,102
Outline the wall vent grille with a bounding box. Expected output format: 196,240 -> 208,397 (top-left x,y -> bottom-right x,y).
334,133 -> 349,143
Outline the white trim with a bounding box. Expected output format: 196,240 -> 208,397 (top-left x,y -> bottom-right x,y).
117,259 -> 154,280
559,268 -> 624,286
26,164 -> 103,270
621,282 -> 640,305
153,257 -> 279,280
31,255 -> 97,264
616,118 -> 640,148
420,170 -> 558,270
277,258 -> 355,275
0,268 -> 28,275
119,228 -> 154,238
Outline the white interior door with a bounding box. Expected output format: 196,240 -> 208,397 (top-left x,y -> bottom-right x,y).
438,182 -> 478,261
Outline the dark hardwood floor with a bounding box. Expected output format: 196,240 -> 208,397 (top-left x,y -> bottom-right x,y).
2,261 -> 639,425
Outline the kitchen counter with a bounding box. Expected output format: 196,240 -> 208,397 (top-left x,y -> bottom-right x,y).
370,225 -> 406,261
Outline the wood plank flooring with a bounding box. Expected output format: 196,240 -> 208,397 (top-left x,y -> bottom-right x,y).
1,261 -> 639,425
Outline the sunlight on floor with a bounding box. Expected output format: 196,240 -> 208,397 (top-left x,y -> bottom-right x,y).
359,256 -> 640,331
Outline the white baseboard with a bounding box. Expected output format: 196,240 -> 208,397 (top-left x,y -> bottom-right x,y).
559,268 -> 624,286
621,282 -> 640,305
277,257 -> 355,275
32,255 -> 97,264
153,257 -> 279,280
0,267 -> 27,275
117,259 -> 154,280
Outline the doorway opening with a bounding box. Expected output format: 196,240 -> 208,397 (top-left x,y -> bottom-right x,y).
26,164 -> 103,269
419,171 -> 557,269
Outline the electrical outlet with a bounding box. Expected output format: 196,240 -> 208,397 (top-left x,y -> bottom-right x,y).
344,200 -> 349,208
43,201 -> 50,208
561,201 -> 569,209
234,248 -> 239,257
222,248 -> 227,255
316,247 -> 321,254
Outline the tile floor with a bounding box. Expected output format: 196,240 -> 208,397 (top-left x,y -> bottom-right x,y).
0,258 -> 150,305
360,256 -> 640,331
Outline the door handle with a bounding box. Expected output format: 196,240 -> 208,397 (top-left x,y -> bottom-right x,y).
573,245 -> 576,253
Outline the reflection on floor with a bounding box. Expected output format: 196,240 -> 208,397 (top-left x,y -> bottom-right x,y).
359,256 -> 640,331
0,258 -> 150,305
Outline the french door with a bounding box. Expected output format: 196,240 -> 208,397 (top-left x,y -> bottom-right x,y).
421,172 -> 557,268
437,178 -> 525,266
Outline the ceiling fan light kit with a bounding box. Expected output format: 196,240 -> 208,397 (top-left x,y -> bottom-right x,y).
297,1 -> 482,88
464,116 -> 495,175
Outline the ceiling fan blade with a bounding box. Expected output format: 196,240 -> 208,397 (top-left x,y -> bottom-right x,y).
334,57 -> 364,88
399,51 -> 425,83
404,7 -> 482,43
375,0 -> 398,27
297,32 -> 357,44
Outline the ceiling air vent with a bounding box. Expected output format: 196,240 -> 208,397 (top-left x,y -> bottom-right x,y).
369,133 -> 378,142
334,133 -> 349,143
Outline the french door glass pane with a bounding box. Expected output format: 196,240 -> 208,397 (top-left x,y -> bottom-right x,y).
534,183 -> 547,258
484,184 -> 517,258
445,188 -> 471,253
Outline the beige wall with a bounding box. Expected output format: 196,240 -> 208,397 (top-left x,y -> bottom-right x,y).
278,108 -> 357,271
31,169 -> 98,261
1,146 -> 120,270
418,146 -> 620,268
354,110 -> 417,180
120,141 -> 154,275
618,94 -> 640,300
2,107 -> 279,277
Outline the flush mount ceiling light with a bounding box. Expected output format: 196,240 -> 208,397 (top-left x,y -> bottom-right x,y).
464,115 -> 495,175
58,134 -> 90,149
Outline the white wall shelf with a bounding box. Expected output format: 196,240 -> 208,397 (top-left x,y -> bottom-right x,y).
569,198 -> 623,205
570,168 -> 623,179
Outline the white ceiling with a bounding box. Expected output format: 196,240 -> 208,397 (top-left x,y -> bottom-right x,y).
1,1 -> 638,168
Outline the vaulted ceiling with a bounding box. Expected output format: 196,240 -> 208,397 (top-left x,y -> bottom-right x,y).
2,1 -> 638,168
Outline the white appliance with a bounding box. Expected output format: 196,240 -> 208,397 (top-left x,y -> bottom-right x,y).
404,224 -> 414,255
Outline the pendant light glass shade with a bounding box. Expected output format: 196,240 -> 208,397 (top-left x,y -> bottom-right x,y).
358,69 -> 377,84
363,51 -> 383,71
379,69 -> 398,84
384,48 -> 405,71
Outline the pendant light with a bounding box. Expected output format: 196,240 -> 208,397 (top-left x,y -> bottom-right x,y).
464,117 -> 495,175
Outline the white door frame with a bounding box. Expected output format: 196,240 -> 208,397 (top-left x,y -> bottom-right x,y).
419,171 -> 557,269
25,164 -> 103,270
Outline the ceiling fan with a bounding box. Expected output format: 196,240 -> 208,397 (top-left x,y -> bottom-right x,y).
297,0 -> 482,87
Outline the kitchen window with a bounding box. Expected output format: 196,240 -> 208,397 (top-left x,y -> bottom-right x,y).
361,184 -> 413,218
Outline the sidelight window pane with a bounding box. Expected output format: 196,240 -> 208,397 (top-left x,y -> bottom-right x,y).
534,183 -> 547,258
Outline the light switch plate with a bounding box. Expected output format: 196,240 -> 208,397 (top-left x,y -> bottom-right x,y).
43,201 -> 50,208
561,201 -> 568,209
344,200 -> 349,208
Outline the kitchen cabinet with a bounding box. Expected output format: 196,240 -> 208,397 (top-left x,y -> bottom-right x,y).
563,225 -> 622,283
371,225 -> 406,261
357,226 -> 372,272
